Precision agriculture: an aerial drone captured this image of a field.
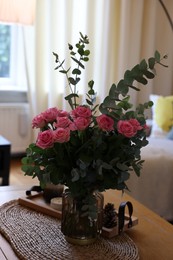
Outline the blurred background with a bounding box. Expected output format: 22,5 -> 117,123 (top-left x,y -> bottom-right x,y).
0,0 -> 172,155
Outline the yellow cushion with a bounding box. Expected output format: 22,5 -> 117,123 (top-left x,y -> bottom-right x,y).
155,96 -> 173,132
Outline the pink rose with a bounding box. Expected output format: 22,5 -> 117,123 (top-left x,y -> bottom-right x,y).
129,119 -> 143,131
57,109 -> 69,117
69,122 -> 77,131
143,124 -> 149,130
36,130 -> 54,149
96,114 -> 114,131
74,117 -> 91,130
117,120 -> 136,138
32,114 -> 46,129
54,116 -> 71,128
71,106 -> 92,118
53,128 -> 70,143
42,107 -> 59,123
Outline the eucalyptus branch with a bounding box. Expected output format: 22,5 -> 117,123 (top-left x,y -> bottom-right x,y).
158,0 -> 173,32
52,52 -> 74,95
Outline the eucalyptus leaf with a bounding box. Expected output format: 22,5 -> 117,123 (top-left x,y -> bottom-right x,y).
154,50 -> 161,62
135,76 -> 148,85
72,68 -> 81,75
88,89 -> 95,95
84,50 -> 90,56
88,80 -> 94,88
148,57 -> 155,69
54,59 -> 65,70
144,70 -> 155,79
71,169 -> 80,182
71,57 -> 85,69
139,59 -> 147,71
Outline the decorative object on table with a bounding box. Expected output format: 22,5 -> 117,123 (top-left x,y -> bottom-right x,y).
19,192 -> 138,239
42,184 -> 64,203
25,184 -> 64,203
102,201 -> 137,238
0,200 -> 140,260
50,197 -> 62,211
118,201 -> 133,234
103,203 -> 117,228
61,190 -> 104,245
21,32 -> 167,245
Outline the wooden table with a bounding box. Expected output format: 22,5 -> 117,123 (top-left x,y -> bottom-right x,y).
0,185 -> 173,260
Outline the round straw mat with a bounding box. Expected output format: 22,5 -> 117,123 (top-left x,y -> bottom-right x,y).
0,200 -> 139,260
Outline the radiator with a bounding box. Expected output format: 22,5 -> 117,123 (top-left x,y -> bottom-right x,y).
0,103 -> 32,154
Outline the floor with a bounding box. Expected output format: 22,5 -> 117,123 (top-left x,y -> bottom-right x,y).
9,157 -> 39,186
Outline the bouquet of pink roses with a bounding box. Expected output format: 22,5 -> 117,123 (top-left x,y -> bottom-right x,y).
32,106 -> 145,150
22,32 -> 167,199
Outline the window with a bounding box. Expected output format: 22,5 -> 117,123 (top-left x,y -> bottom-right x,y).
0,24 -> 10,78
0,23 -> 27,94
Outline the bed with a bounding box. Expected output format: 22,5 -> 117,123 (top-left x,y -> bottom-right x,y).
126,94 -> 173,221
126,137 -> 173,221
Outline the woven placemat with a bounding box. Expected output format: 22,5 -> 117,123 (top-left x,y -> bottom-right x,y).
0,200 -> 139,260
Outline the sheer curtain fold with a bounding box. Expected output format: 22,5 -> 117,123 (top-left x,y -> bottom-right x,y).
26,0 -> 173,123
34,0 -> 120,115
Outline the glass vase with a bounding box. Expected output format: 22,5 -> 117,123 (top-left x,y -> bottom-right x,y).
61,190 -> 104,245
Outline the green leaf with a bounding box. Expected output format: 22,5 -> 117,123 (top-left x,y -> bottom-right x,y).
68,77 -> 80,85
78,47 -> 84,56
65,93 -> 79,101
118,99 -> 132,110
21,157 -> 33,164
88,80 -> 94,88
79,32 -> 89,44
72,68 -> 81,75
120,171 -> 130,182
154,50 -> 160,62
71,57 -> 85,69
135,76 -> 148,85
109,84 -> 118,98
76,43 -> 80,48
54,60 -> 65,70
102,96 -> 116,108
139,59 -> 147,71
71,168 -> 80,182
84,50 -> 90,56
52,52 -> 59,63
82,57 -> 89,62
59,70 -> 67,74
68,43 -> 73,50
59,68 -> 70,74
143,70 -> 155,79
86,99 -> 93,105
124,70 -> 134,85
117,80 -> 129,96
88,89 -> 95,95
116,162 -> 130,171
148,57 -> 155,69
68,77 -> 76,85
148,100 -> 153,107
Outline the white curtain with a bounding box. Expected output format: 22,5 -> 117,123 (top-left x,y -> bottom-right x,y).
25,0 -> 173,122
32,0 -> 121,115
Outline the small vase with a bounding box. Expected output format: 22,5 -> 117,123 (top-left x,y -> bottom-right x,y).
61,190 -> 104,245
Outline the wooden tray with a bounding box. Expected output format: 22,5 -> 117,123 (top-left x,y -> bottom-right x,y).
18,193 -> 62,219
102,214 -> 138,238
18,194 -> 138,238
